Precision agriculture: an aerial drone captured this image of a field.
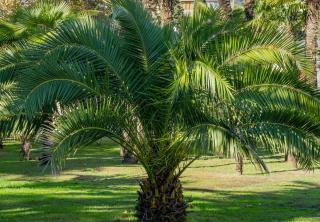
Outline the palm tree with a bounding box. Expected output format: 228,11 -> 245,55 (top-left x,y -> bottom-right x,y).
0,1 -> 78,158
305,0 -> 320,85
7,1 -> 320,221
0,1 -> 77,46
0,48 -> 47,159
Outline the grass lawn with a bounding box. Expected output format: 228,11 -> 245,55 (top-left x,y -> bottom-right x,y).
0,140 -> 319,222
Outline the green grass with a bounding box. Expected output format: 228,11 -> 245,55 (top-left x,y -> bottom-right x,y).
0,141 -> 319,222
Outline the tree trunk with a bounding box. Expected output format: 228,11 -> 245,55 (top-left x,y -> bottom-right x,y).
235,154 -> 243,175
142,0 -> 181,24
142,0 -> 159,20
136,177 -> 187,222
0,139 -> 3,150
288,153 -> 298,169
218,0 -> 233,19
21,140 -> 31,161
244,0 -> 254,21
120,146 -> 138,164
305,0 -> 320,86
161,0 -> 174,23
284,152 -> 288,162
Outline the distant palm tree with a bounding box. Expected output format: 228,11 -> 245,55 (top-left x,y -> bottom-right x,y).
0,1 -> 78,159
0,1 -> 77,46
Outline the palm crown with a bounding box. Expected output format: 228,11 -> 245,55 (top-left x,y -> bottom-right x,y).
0,1 -> 77,46
1,0 -> 320,221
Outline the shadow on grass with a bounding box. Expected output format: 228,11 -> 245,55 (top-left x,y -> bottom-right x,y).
0,141 -> 138,176
1,142 -> 319,222
0,176 -> 319,222
0,174 -> 138,222
186,180 -> 320,222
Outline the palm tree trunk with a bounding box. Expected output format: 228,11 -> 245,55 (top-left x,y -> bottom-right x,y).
235,154 -> 243,175
142,0 -> 181,23
136,177 -> 187,222
142,0 -> 159,20
288,153 -> 298,169
0,139 -> 3,150
120,146 -> 138,164
21,139 -> 31,161
218,0 -> 233,19
305,0 -> 320,86
161,0 -> 174,23
244,0 -> 254,21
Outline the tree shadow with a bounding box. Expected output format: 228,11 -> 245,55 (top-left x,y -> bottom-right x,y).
1,143 -> 319,221
186,180 -> 320,222
0,141 -> 139,176
0,174 -> 138,222
0,177 -> 319,222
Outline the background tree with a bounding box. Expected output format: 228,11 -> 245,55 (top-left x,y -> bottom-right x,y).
142,0 -> 183,23
305,0 -> 320,86
0,1 -> 79,159
218,0 -> 233,19
0,0 -> 35,18
0,1 -> 78,46
244,0 -> 255,20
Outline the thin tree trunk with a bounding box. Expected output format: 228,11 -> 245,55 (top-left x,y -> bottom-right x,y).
120,131 -> 138,164
218,0 -> 233,19
305,0 -> 320,86
235,154 -> 243,175
121,147 -> 138,164
0,139 -> 3,150
136,177 -> 187,221
21,140 -> 31,161
244,0 -> 254,21
284,152 -> 288,162
288,153 -> 298,169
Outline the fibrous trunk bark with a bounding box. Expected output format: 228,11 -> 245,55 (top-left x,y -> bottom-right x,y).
21,140 -> 31,161
218,0 -> 232,19
305,0 -> 320,86
136,178 -> 187,222
235,154 -> 243,175
244,0 -> 254,21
